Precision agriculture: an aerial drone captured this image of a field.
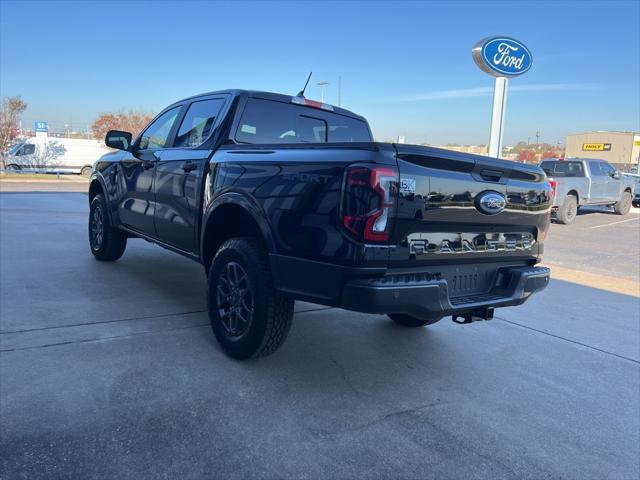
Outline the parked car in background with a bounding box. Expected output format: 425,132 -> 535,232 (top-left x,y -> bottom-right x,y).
87,89 -> 551,360
2,137 -> 109,176
540,158 -> 635,224
627,174 -> 640,208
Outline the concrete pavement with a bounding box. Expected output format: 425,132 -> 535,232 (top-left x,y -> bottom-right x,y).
1,193 -> 639,479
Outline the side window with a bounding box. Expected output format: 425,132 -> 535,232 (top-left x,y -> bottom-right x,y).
173,99 -> 225,148
588,160 -> 603,176
138,107 -> 181,150
600,162 -> 615,177
18,144 -> 35,156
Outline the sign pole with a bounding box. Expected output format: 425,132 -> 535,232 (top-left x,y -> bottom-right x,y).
473,36 -> 532,159
488,76 -> 508,158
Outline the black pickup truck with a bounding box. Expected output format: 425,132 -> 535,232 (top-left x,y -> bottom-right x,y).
88,89 -> 551,359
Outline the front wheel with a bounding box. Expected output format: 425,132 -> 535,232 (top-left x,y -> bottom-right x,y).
388,313 -> 441,328
89,193 -> 127,261
207,237 -> 294,360
613,191 -> 632,215
81,166 -> 92,177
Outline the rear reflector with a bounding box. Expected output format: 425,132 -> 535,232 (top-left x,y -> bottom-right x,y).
291,95 -> 334,111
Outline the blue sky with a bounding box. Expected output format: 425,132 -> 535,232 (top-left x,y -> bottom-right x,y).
1,0 -> 638,145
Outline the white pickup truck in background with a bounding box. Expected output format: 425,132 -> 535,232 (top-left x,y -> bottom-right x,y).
2,137 -> 109,176
541,158 -> 636,224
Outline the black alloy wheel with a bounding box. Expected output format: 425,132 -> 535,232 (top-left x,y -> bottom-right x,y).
216,261 -> 254,337
90,203 -> 104,250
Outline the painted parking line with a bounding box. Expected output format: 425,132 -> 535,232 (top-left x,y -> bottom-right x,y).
589,216 -> 640,229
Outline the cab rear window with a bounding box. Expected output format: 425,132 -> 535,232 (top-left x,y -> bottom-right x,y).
540,161 -> 585,177
235,98 -> 371,144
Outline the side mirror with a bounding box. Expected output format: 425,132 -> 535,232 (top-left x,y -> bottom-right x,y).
612,170 -> 621,180
105,130 -> 132,151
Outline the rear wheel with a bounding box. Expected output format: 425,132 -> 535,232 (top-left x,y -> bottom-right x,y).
5,164 -> 20,172
89,193 -> 127,261
388,313 -> 441,328
81,166 -> 92,177
613,191 -> 632,215
556,194 -> 578,224
207,237 -> 294,360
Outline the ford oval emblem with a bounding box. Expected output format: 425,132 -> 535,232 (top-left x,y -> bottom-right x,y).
472,36 -> 532,77
476,191 -> 507,215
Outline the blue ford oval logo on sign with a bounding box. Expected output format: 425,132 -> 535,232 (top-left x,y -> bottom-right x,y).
475,191 -> 507,215
472,36 -> 532,77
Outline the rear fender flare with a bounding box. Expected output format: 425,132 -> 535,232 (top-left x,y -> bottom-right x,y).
200,191 -> 276,261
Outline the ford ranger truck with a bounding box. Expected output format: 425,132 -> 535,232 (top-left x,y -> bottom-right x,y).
88,90 -> 551,360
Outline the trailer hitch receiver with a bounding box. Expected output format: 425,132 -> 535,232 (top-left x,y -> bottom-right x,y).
452,307 -> 495,324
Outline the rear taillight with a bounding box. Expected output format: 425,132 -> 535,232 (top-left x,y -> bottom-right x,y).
341,165 -> 399,242
549,179 -> 557,199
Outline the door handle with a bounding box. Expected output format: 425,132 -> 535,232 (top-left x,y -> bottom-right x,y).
180,161 -> 197,172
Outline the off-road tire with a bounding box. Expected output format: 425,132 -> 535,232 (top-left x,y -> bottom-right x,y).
388,313 -> 441,328
89,193 -> 127,261
613,191 -> 632,215
556,194 -> 578,224
207,237 -> 294,360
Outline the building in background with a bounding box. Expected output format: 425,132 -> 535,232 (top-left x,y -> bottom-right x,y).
565,131 -> 640,172
438,144 -> 488,155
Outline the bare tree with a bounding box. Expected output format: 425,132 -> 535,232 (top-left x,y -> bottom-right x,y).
0,96 -> 27,171
91,111 -> 154,143
24,141 -> 66,170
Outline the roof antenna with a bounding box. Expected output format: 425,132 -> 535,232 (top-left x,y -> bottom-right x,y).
297,71 -> 312,97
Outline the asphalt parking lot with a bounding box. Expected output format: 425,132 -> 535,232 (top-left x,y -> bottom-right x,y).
1,191 -> 639,479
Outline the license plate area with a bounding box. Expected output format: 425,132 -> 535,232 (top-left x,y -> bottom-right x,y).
437,264 -> 500,298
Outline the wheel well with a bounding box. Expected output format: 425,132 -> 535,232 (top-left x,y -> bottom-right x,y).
202,204 -> 265,272
624,187 -> 632,194
567,190 -> 579,202
89,179 -> 103,203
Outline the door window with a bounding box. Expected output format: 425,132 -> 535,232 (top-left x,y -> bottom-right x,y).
599,162 -> 615,177
18,144 -> 35,156
138,107 -> 181,150
173,99 -> 225,148
588,160 -> 604,176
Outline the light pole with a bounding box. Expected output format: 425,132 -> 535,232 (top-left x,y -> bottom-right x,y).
317,81 -> 328,103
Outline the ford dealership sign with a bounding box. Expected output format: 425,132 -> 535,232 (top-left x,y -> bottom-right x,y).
472,36 -> 532,77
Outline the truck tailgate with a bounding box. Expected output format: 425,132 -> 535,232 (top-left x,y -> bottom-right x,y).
390,144 -> 551,278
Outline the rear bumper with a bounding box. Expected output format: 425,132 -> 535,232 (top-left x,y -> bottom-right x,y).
341,266 -> 549,320
271,254 -> 549,321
